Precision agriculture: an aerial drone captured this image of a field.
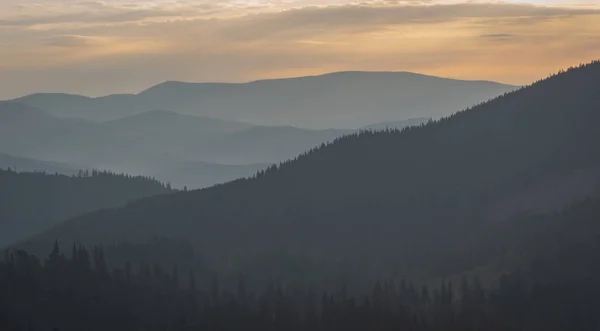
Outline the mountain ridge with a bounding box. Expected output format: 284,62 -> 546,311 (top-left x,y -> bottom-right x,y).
21,61 -> 600,280
0,169 -> 173,248
11,71 -> 517,127
0,101 -> 427,187
140,71 -> 515,95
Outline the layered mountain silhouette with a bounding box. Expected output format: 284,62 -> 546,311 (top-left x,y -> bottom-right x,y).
0,100 -> 426,188
0,153 -> 80,176
21,62 -> 600,280
0,102 -> 91,157
103,109 -> 252,134
0,169 -> 172,248
0,101 -> 140,172
13,72 -> 516,128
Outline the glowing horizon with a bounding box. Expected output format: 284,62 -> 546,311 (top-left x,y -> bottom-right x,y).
1,0 -> 599,99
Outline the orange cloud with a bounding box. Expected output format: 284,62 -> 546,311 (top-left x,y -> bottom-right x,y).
0,1 -> 598,98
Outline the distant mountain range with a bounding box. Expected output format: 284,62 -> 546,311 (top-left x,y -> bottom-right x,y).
12,71 -> 517,128
0,153 -> 80,175
2,71 -> 515,189
19,62 -> 600,282
0,101 -> 428,188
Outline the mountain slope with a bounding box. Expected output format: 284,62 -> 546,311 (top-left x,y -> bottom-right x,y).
0,104 -> 350,183
199,125 -> 352,164
152,161 -> 270,190
0,102 -> 77,153
104,109 -> 252,134
0,103 -> 421,188
0,102 -> 151,172
361,117 -> 429,131
13,72 -> 517,128
0,101 -> 101,161
0,169 -> 173,248
23,62 -> 600,278
138,72 -> 516,128
11,93 -> 138,121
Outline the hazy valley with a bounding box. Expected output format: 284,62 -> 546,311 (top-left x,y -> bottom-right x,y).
3,0 -> 600,327
2,70 -> 514,190
2,62 -> 600,331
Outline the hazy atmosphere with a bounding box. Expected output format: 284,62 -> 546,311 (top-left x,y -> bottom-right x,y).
1,0 -> 599,98
2,1 -> 600,331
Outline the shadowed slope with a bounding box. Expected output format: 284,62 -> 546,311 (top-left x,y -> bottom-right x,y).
0,169 -> 173,248
23,62 -> 600,278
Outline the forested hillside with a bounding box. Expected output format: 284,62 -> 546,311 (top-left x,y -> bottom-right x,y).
4,197 -> 600,331
23,61 -> 600,282
0,169 -> 172,247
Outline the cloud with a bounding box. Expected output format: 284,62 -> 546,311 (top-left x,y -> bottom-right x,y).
0,1 -> 263,28
480,33 -> 516,41
45,35 -> 101,47
0,8 -> 191,27
218,3 -> 600,41
2,1 -> 594,29
481,34 -> 514,38
0,1 -> 599,99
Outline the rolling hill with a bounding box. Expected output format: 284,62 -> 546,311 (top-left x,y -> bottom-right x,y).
21,61 -> 600,281
0,169 -> 173,248
0,102 -> 91,158
0,101 -> 426,188
0,103 -> 346,183
13,72 -> 517,128
103,109 -> 252,134
10,93 -> 139,122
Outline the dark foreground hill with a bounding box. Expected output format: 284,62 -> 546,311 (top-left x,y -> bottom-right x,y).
0,169 -> 172,248
13,72 -> 516,128
4,197 -> 600,331
22,61 -> 600,281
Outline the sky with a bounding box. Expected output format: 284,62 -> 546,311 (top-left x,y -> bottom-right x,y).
0,0 -> 599,99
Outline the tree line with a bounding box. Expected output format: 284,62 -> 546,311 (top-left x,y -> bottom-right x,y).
1,240 -> 599,331
0,169 -> 173,248
25,61 -> 600,283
